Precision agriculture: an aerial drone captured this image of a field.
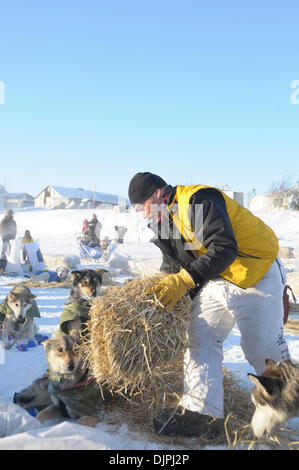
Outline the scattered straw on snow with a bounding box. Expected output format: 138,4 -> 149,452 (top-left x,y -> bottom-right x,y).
79,275 -> 299,449
285,317 -> 299,335
11,279 -> 72,289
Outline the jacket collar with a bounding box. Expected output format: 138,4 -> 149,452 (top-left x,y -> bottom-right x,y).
162,185 -> 176,207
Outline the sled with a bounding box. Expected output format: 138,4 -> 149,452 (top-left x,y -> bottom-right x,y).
24,241 -> 46,273
76,236 -> 103,262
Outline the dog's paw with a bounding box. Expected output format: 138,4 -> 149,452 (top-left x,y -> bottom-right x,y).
77,415 -> 100,427
36,409 -> 50,423
37,405 -> 61,423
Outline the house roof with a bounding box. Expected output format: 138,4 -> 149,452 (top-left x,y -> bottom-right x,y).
0,192 -> 34,200
37,185 -> 123,205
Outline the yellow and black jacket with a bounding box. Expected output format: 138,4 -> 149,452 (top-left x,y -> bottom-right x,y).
150,185 -> 279,292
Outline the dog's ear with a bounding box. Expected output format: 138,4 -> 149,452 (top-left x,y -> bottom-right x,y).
71,270 -> 82,279
94,270 -> 103,281
95,269 -> 108,275
248,373 -> 282,396
8,292 -> 17,301
30,293 -> 37,299
265,359 -> 277,368
248,373 -> 262,387
41,339 -> 51,349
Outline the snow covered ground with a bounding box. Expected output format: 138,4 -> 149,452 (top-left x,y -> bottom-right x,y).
0,206 -> 299,451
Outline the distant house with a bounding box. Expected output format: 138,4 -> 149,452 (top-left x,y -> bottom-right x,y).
223,190 -> 244,206
215,185 -> 244,206
0,185 -> 34,209
34,185 -> 127,209
249,184 -> 299,211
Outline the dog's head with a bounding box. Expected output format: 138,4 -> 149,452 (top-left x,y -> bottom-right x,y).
56,266 -> 70,281
42,335 -> 85,381
70,269 -> 104,300
7,285 -> 37,321
248,358 -> 299,438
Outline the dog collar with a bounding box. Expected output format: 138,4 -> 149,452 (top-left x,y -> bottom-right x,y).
60,376 -> 96,391
48,369 -> 95,390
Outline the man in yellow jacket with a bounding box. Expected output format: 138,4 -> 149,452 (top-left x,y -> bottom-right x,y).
128,172 -> 290,438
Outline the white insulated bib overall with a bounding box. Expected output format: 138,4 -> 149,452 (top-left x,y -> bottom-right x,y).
179,257 -> 290,418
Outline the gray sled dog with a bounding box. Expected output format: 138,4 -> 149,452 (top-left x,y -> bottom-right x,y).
0,285 -> 40,349
248,358 -> 299,438
37,335 -> 109,427
14,374 -> 51,411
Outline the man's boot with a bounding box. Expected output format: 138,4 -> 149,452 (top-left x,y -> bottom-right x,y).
153,407 -> 223,438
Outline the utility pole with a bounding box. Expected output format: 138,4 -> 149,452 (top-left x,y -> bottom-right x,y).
92,185 -> 96,207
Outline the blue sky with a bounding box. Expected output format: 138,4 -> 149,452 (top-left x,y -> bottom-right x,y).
0,0 -> 298,203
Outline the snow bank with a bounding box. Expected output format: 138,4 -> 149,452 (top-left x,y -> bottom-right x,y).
0,399 -> 41,438
252,209 -> 299,249
0,420 -> 168,450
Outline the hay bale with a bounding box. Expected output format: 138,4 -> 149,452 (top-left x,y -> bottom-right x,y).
80,276 -> 192,411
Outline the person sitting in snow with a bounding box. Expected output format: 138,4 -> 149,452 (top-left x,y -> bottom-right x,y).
128,171 -> 290,438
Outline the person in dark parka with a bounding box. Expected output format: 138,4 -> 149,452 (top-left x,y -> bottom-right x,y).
0,210 -> 17,258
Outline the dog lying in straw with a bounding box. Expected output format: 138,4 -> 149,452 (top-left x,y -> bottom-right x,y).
248,358 -> 299,438
36,335 -> 109,426
0,285 -> 40,349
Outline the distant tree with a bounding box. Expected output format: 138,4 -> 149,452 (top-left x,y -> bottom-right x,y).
268,175 -> 294,194
246,190 -> 255,207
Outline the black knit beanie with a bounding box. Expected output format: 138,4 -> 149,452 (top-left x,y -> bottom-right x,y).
128,172 -> 167,205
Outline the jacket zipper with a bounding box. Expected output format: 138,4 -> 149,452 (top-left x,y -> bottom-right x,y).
238,251 -> 262,260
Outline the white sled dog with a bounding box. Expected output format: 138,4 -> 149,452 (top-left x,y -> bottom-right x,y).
32,266 -> 70,283
248,358 -> 299,438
